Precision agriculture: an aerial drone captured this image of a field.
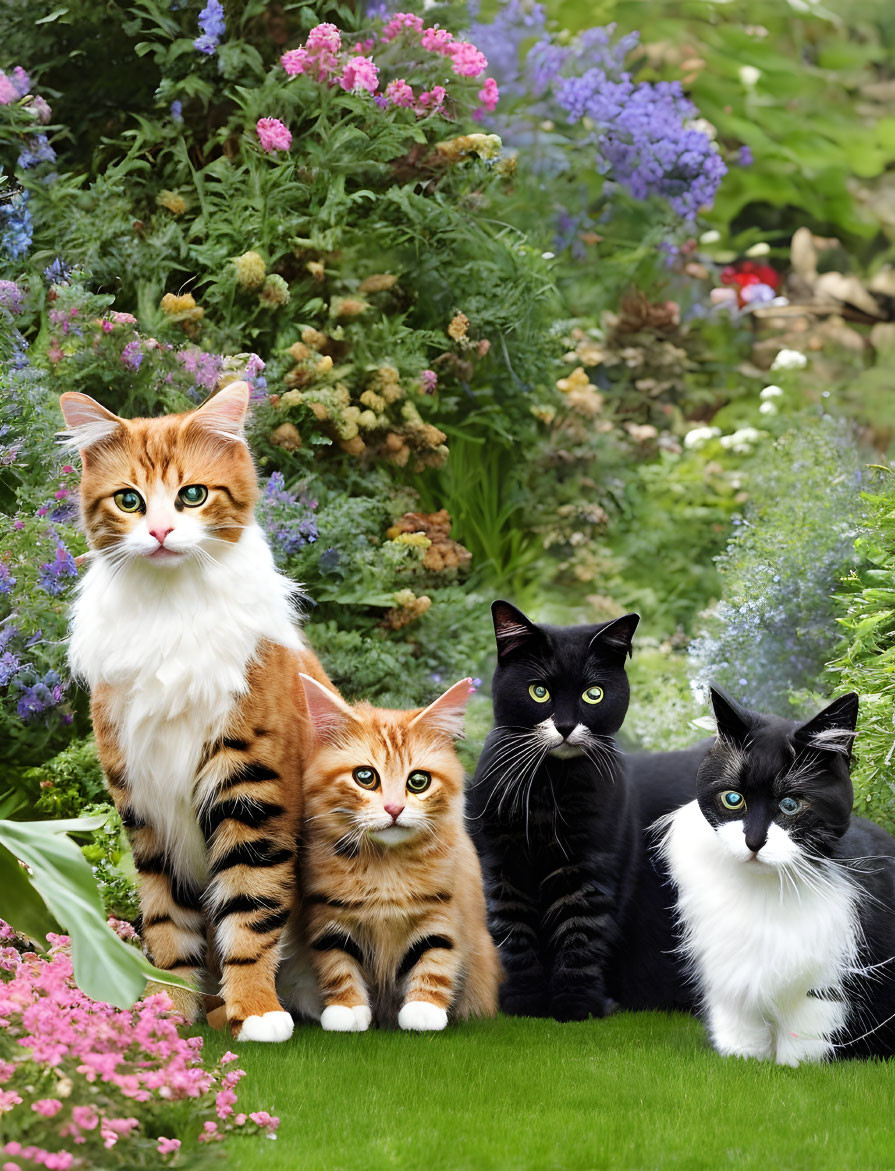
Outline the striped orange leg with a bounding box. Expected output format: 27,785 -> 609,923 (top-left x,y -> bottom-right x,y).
397,932 -> 460,1032
201,786 -> 296,1042
129,822 -> 206,1023
309,924 -> 372,1033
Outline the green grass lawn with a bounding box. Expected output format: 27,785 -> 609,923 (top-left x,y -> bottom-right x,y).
200,1012 -> 895,1170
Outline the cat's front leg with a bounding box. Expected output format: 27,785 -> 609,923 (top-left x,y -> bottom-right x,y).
308,925 -> 372,1032
128,820 -> 207,1023
707,1000 -> 774,1061
544,863 -> 619,1021
489,867 -> 549,1017
397,931 -> 462,1032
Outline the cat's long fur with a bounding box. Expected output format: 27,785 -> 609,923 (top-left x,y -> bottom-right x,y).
62,384 -> 335,1041
278,677 -> 500,1031
660,687 -> 895,1064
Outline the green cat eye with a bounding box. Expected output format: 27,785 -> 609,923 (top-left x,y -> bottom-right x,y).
720,791 -> 746,812
779,796 -> 802,816
582,685 -> 604,705
529,684 -> 550,703
178,484 -> 208,507
114,489 -> 144,514
352,766 -> 379,790
407,770 -> 431,794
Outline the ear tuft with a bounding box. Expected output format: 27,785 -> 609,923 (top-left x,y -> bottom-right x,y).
58,393 -> 123,452
590,613 -> 640,659
409,678 -> 475,740
492,601 -> 540,663
793,693 -> 859,759
190,381 -> 251,444
298,674 -> 356,742
709,685 -> 755,744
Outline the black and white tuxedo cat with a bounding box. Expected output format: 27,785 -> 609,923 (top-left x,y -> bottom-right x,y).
661,687 -> 895,1064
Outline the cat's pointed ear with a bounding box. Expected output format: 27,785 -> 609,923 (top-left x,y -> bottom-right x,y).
409,678 -> 475,740
709,685 -> 755,744
298,674 -> 357,742
191,381 -> 251,444
59,392 -> 123,452
793,693 -> 859,758
590,613 -> 640,659
492,601 -> 541,662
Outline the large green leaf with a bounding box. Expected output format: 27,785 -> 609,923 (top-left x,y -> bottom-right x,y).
0,816 -> 187,1009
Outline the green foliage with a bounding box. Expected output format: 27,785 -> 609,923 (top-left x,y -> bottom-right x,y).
831,472 -> 895,832
0,813 -> 182,1006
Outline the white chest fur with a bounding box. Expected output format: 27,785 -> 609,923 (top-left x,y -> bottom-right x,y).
69,525 -> 303,877
661,800 -> 859,1065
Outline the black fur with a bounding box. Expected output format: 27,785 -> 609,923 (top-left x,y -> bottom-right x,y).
468,602 -> 642,1021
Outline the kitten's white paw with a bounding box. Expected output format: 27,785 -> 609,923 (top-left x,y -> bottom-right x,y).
321,1005 -> 364,1032
351,1005 -> 373,1031
237,1011 -> 294,1043
398,1001 -> 448,1032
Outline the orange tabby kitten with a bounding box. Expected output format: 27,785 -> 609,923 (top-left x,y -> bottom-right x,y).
60,383 -> 336,1042
278,676 -> 501,1031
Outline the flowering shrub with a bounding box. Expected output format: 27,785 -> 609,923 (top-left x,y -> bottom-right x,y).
0,924 -> 279,1168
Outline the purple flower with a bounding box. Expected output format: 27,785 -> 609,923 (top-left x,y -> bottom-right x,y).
0,191 -> 33,260
245,353 -> 267,399
194,0 -> 225,54
0,281 -> 23,315
171,99 -> 183,122
17,133 -> 56,170
738,144 -> 753,167
176,347 -> 223,392
258,473 -> 319,562
121,339 -> 144,370
43,257 -> 72,285
37,546 -> 78,596
0,563 -> 15,594
0,651 -> 20,687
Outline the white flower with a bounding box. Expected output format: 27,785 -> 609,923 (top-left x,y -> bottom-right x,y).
687,118 -> 717,141
720,426 -> 765,453
745,241 -> 770,257
759,401 -> 778,415
771,348 -> 808,371
683,426 -> 721,450
739,65 -> 761,88
760,384 -> 783,399
541,251 -> 555,260
699,229 -> 721,245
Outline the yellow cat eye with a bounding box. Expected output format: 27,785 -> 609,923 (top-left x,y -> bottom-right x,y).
352,766 -> 380,790
720,791 -> 746,812
529,684 -> 550,703
178,484 -> 208,507
114,489 -> 144,514
582,685 -> 604,705
407,770 -> 431,794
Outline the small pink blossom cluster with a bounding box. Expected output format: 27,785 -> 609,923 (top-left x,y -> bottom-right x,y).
279,17 -> 498,118
0,924 -> 280,1167
255,117 -> 292,152
0,66 -> 30,106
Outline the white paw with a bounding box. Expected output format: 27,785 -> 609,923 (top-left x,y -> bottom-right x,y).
321,1004 -> 369,1032
237,1011 -> 294,1043
398,1001 -> 448,1032
352,1005 -> 372,1031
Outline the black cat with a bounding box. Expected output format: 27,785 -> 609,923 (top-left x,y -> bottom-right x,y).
661,686 -> 895,1063
468,601 -> 644,1021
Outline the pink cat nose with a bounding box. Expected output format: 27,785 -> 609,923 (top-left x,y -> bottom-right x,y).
384,803 -> 404,821
149,525 -> 174,546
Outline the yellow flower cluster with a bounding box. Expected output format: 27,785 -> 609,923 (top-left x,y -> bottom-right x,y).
330,296 -> 369,319
435,133 -> 503,163
383,590 -> 432,630
233,251 -> 267,290
359,273 -> 398,293
157,190 -> 188,215
448,312 -> 469,341
160,293 -> 203,331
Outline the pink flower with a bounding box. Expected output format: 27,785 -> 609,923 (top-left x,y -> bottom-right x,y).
256,118 -> 292,152
385,79 -> 415,108
305,23 -> 341,54
420,369 -> 438,393
281,47 -> 308,76
71,1106 -> 98,1131
249,1111 -> 280,1132
101,320 -> 113,333
421,25 -> 454,53
447,41 -> 488,77
478,77 -> 499,112
338,56 -> 379,94
417,86 -> 446,115
157,1137 -> 181,1155
216,1089 -> 237,1118
3,1161 -> 20,1171
31,1099 -> 63,1117
0,75 -> 17,105
220,1050 -> 239,1065
0,1091 -> 22,1113
381,13 -> 423,42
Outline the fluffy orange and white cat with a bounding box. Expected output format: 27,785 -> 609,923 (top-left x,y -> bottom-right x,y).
277,676 -> 501,1031
60,382 -> 335,1042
